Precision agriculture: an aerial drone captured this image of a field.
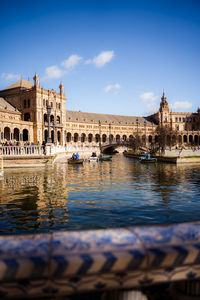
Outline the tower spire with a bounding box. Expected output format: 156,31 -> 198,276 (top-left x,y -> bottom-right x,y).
33,72 -> 39,87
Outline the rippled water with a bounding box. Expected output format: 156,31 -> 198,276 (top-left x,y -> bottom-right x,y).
1,154 -> 200,234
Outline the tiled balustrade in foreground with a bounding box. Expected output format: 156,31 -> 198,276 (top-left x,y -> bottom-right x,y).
0,222 -> 200,298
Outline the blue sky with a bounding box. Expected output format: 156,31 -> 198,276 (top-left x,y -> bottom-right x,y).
0,0 -> 200,116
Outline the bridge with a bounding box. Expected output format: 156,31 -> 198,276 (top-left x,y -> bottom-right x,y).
101,141 -> 131,153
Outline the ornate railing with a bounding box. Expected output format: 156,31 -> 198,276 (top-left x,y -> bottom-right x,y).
0,222 -> 200,298
0,146 -> 44,156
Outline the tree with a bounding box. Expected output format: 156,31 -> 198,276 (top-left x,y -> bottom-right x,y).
155,125 -> 178,154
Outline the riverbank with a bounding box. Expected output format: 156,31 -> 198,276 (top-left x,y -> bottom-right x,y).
124,151 -> 200,164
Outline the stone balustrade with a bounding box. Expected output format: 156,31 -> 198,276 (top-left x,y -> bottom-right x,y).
0,146 -> 44,156
0,222 -> 200,298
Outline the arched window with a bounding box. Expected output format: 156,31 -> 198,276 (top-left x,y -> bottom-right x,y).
28,99 -> 30,108
57,131 -> 61,143
148,135 -> 152,143
24,113 -> 31,121
4,127 -> 10,140
122,135 -> 127,141
67,132 -> 71,142
24,100 -> 26,108
88,134 -> 93,143
44,114 -> 47,122
102,134 -> 107,143
74,133 -> 79,143
57,116 -> 60,124
109,134 -> 113,143
44,130 -> 48,142
14,128 -> 19,141
50,115 -> 54,123
116,135 -> 120,143
183,135 -> 187,143
129,135 -> 133,141
194,135 -> 199,145
51,130 -> 54,143
23,129 -> 29,141
81,133 -> 86,142
178,135 -> 182,144
189,135 -> 193,144
95,134 -> 100,143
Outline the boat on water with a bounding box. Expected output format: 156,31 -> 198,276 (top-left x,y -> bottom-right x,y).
99,155 -> 112,161
139,156 -> 157,163
68,158 -> 84,164
88,157 -> 99,162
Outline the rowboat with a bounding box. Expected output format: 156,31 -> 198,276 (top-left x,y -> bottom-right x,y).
68,158 -> 84,164
89,157 -> 99,162
99,155 -> 112,161
139,156 -> 157,163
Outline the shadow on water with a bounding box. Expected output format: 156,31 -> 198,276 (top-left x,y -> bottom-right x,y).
0,154 -> 200,234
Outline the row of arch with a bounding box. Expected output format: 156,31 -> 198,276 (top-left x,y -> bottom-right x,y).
44,130 -> 61,143
44,114 -> 61,124
65,132 -> 200,145
2,127 -> 29,141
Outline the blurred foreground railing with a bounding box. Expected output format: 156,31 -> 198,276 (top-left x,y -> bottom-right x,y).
1,222 -> 200,298
0,146 -> 44,156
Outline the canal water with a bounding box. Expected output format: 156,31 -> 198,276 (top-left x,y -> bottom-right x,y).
0,154 -> 200,235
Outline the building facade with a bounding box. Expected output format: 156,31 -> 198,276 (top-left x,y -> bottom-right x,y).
0,74 -> 199,147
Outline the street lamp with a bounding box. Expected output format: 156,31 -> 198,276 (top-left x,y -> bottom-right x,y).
99,120 -> 102,152
46,104 -> 52,143
109,122 -> 112,144
136,118 -> 139,150
144,120 -> 147,146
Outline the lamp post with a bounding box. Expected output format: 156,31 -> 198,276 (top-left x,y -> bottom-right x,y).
109,122 -> 111,144
46,104 -> 52,143
144,120 -> 147,146
99,120 -> 102,152
136,118 -> 139,150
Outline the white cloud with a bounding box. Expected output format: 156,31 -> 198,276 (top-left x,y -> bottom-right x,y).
1,73 -> 20,81
140,92 -> 159,115
172,101 -> 192,111
104,83 -> 120,93
86,50 -> 114,68
42,65 -> 64,81
61,54 -> 82,69
140,92 -> 158,103
144,103 -> 159,115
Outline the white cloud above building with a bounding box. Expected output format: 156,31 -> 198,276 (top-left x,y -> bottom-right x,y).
86,51 -> 114,67
42,65 -> 64,81
172,101 -> 193,111
61,54 -> 83,70
1,73 -> 20,81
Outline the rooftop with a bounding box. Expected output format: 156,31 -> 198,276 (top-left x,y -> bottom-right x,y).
66,110 -> 153,125
0,98 -> 20,113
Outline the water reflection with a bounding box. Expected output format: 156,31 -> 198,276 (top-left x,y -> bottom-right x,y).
0,155 -> 200,234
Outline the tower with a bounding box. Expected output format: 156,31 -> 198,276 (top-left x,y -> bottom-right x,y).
33,72 -> 39,87
59,81 -> 64,96
159,90 -> 169,126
